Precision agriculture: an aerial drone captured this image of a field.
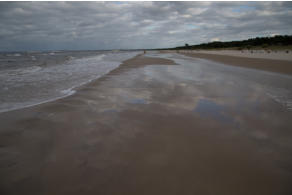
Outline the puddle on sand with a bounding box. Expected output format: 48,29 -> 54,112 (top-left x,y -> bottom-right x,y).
128,98 -> 147,104
194,99 -> 235,124
103,108 -> 118,113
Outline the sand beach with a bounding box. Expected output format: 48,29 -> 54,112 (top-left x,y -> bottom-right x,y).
1,1 -> 292,194
170,49 -> 292,75
1,52 -> 292,195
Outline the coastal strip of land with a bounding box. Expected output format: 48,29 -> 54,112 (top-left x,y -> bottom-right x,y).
175,50 -> 292,75
0,54 -> 292,195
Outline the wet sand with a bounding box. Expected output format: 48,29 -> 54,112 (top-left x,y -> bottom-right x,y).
180,51 -> 292,75
1,53 -> 292,195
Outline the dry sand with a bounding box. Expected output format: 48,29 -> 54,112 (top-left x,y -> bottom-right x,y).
0,54 -> 292,195
180,49 -> 292,61
174,50 -> 292,75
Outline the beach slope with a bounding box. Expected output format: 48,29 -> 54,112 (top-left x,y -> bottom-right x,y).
1,53 -> 292,195
180,50 -> 292,75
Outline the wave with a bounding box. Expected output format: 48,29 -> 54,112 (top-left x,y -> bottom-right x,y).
0,51 -> 140,113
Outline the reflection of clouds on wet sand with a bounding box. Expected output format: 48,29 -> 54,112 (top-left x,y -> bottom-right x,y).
57,53 -> 292,172
1,53 -> 292,195
194,99 -> 235,124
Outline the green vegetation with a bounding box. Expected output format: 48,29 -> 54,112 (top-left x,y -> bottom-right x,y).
164,35 -> 292,50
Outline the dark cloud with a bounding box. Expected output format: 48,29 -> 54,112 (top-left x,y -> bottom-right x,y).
0,1 -> 291,51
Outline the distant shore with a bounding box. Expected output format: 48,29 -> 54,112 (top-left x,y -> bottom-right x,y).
163,50 -> 292,75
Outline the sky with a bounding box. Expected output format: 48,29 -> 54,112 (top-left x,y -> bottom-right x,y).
0,1 -> 292,51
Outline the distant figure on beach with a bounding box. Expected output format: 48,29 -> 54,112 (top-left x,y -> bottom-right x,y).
144,50 -> 146,54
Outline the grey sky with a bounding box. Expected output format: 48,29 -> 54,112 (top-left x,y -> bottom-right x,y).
0,1 -> 292,51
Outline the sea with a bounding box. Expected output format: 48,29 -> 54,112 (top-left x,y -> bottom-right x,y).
0,50 -> 141,113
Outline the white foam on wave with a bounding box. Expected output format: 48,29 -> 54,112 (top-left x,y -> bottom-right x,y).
266,91 -> 292,111
6,53 -> 22,57
20,66 -> 42,74
0,66 -> 42,78
61,88 -> 76,96
95,54 -> 105,60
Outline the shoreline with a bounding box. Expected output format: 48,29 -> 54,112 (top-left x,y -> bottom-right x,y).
0,53 -> 143,114
1,51 -> 291,115
0,54 -> 175,115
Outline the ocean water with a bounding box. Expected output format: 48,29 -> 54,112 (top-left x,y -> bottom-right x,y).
0,50 -> 140,113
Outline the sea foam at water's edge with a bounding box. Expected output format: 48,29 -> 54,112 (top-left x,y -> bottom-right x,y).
0,51 -> 141,113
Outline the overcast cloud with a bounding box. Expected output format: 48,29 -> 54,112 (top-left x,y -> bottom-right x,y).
0,1 -> 292,51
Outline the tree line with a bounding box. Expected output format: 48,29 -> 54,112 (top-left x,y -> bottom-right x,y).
166,35 -> 292,50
